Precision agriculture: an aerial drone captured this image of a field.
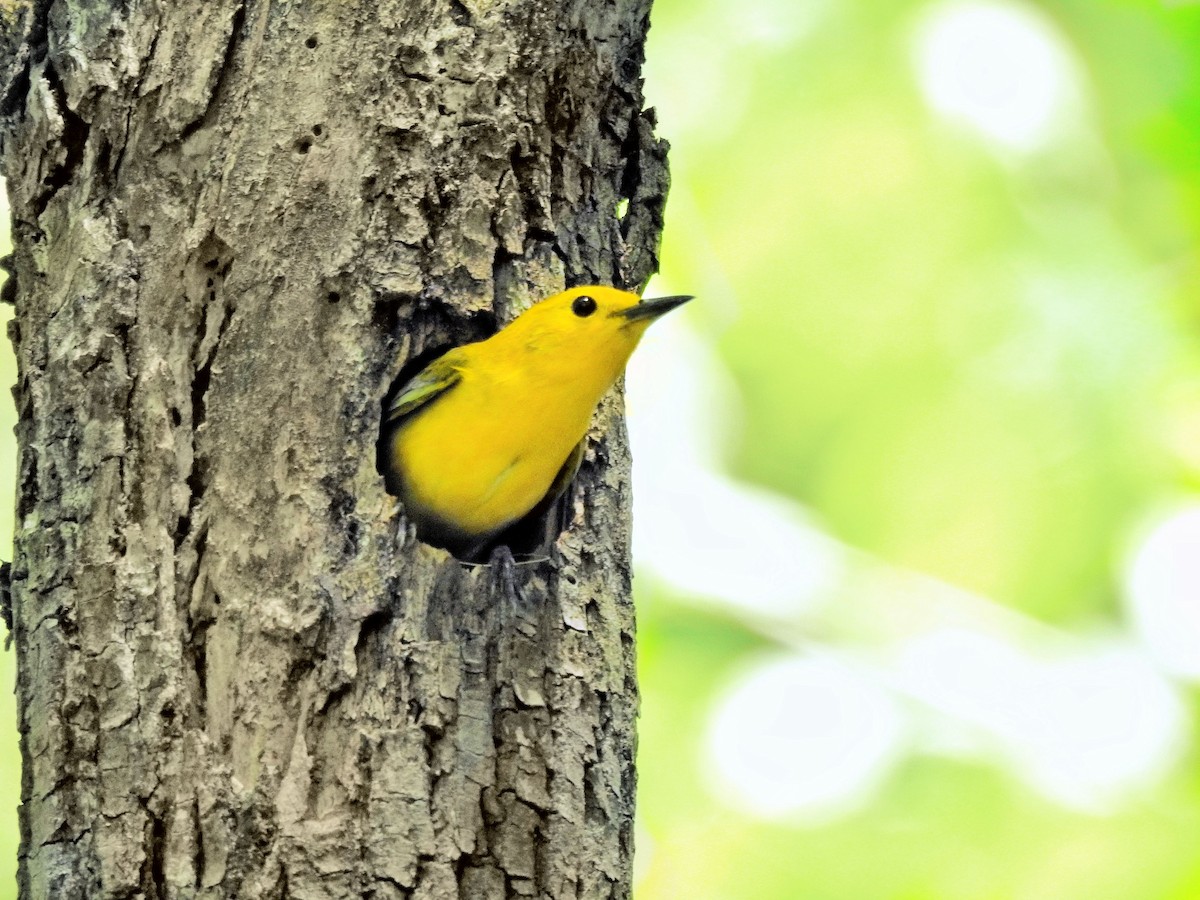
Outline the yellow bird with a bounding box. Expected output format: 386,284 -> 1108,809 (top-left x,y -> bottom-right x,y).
381,285 -> 692,559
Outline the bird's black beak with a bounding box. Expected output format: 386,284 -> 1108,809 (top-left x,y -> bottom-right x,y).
614,294 -> 693,324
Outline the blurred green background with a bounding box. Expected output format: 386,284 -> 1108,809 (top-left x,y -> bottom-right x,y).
4,0 -> 1200,896
630,0 -> 1200,897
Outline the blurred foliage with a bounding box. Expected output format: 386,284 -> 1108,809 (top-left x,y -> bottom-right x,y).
637,598 -> 1200,899
634,0 -> 1200,897
648,0 -> 1200,622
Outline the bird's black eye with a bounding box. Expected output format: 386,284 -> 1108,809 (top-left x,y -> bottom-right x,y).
572,295 -> 597,317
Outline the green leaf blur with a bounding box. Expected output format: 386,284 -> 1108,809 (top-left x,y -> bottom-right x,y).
634,0 -> 1200,897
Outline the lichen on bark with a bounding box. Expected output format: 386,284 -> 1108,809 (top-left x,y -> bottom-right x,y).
0,0 -> 668,896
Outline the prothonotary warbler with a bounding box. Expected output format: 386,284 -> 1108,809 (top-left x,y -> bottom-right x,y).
381,285 -> 692,559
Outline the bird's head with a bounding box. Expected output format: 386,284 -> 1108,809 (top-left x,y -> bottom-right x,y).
495,285 -> 692,388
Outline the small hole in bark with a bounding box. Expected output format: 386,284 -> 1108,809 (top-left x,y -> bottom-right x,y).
305,35 -> 318,49
295,138 -> 312,154
170,407 -> 181,427
312,124 -> 324,136
327,291 -> 341,304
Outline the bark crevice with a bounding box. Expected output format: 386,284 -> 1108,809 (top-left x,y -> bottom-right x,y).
29,61 -> 89,216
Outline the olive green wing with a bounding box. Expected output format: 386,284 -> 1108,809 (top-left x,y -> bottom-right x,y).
379,350 -> 466,498
384,349 -> 465,427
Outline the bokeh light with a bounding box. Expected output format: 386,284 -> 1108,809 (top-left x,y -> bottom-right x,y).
895,628 -> 1187,810
629,320 -> 845,619
1125,505 -> 1200,681
911,0 -> 1082,152
706,654 -> 907,820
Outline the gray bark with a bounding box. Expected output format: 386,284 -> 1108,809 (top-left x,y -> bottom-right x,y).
0,0 -> 668,897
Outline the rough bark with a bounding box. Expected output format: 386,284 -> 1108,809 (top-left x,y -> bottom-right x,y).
0,0 -> 668,896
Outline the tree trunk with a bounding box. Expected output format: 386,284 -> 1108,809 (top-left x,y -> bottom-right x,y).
0,0 -> 667,896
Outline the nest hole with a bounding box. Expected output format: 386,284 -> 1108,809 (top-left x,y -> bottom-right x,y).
375,309 -> 573,562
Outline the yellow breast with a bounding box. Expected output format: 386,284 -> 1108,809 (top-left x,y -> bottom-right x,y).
390,360 -> 592,543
